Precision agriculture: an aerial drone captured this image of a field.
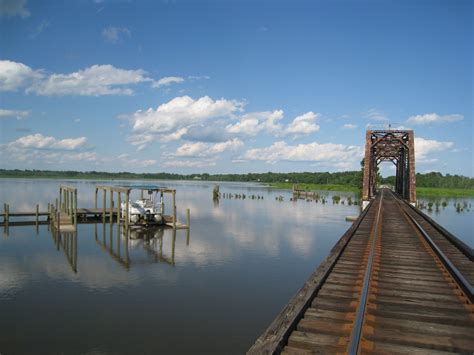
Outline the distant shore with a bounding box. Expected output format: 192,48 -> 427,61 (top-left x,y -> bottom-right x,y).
1,170 -> 473,197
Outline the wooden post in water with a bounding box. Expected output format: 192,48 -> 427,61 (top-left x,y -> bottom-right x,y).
117,192 -> 121,224
74,189 -> 77,229
94,188 -> 98,209
172,190 -> 176,229
36,204 -> 39,226
109,190 -> 113,223
102,190 -> 106,223
125,190 -> 130,229
55,198 -> 58,212
59,187 -> 63,213
186,208 -> 190,228
57,211 -> 60,232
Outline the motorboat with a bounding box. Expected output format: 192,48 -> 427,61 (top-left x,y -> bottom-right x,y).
121,188 -> 164,225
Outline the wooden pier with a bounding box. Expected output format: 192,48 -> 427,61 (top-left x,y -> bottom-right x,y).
249,189 -> 473,354
1,184 -> 190,232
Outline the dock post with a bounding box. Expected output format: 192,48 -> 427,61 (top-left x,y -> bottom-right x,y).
117,192 -> 121,224
102,190 -> 106,223
59,187 -> 63,212
3,203 -> 6,224
172,190 -> 176,229
94,188 -> 98,209
74,189 -> 77,229
109,190 -> 113,223
55,198 -> 58,212
36,204 -> 39,225
125,190 -> 129,229
6,204 -> 9,226
57,211 -> 60,232
186,208 -> 190,228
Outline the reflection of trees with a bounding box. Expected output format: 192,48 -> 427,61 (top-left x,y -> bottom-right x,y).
51,229 -> 77,273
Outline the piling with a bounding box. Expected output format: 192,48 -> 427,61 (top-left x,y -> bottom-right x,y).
172,190 -> 176,229
186,208 -> 190,228
36,204 -> 39,226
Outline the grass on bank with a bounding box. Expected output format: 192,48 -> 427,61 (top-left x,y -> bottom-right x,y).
270,182 -> 474,197
269,182 -> 359,192
416,187 -> 474,197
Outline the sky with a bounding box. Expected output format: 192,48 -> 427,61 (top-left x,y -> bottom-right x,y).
0,0 -> 472,176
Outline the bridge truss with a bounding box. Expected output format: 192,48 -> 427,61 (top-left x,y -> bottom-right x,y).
362,130 -> 416,205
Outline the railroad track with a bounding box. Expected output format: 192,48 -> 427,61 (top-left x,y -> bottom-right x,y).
278,188 -> 474,354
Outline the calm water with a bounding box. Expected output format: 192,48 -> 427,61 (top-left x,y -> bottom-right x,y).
0,179 -> 472,354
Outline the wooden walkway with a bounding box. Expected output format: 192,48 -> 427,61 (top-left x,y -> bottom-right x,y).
249,189 -> 473,354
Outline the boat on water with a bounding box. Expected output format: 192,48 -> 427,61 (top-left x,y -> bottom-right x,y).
120,186 -> 166,225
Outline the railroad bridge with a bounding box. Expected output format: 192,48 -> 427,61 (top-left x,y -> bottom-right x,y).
249,130 -> 473,354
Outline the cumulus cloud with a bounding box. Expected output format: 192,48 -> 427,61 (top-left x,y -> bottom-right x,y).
415,137 -> 454,163
152,76 -> 185,89
286,111 -> 320,134
102,26 -> 131,43
0,60 -> 42,92
226,110 -> 283,136
0,108 -> 29,119
0,134 -> 96,167
8,133 -> 88,150
243,141 -> 362,168
130,96 -> 243,147
29,64 -> 150,96
175,138 -> 243,157
0,60 -> 152,96
0,0 -> 30,18
342,123 -> 357,129
407,113 -> 463,125
162,159 -> 217,168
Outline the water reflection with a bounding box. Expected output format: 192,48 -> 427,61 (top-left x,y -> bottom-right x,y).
51,229 -> 77,273
92,222 -> 191,269
94,222 -> 130,270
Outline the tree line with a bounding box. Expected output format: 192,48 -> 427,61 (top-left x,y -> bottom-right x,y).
1,169 -> 472,189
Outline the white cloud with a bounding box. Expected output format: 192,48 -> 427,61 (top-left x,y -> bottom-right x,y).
342,123 -> 357,130
0,60 -> 153,96
365,108 -> 388,121
0,0 -> 30,18
29,64 -> 150,96
162,159 -> 217,168
131,96 -> 243,137
0,134 -> 97,167
243,141 -> 362,168
0,108 -> 29,119
0,60 -> 42,92
152,76 -> 185,89
226,110 -> 283,136
102,26 -> 131,43
117,154 -> 157,168
407,113 -> 463,125
415,137 -> 454,162
286,111 -> 320,134
175,138 -> 243,157
6,133 -> 88,150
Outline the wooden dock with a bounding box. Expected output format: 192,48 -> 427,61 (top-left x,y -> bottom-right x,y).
249,189 -> 473,354
1,184 -> 190,232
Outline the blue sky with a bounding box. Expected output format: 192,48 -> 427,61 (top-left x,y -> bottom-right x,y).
0,0 -> 472,176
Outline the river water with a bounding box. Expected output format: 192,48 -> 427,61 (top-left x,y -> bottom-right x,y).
0,179 -> 472,354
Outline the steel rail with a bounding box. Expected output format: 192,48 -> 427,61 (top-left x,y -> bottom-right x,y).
348,189 -> 384,355
391,191 -> 473,303
396,204 -> 474,303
